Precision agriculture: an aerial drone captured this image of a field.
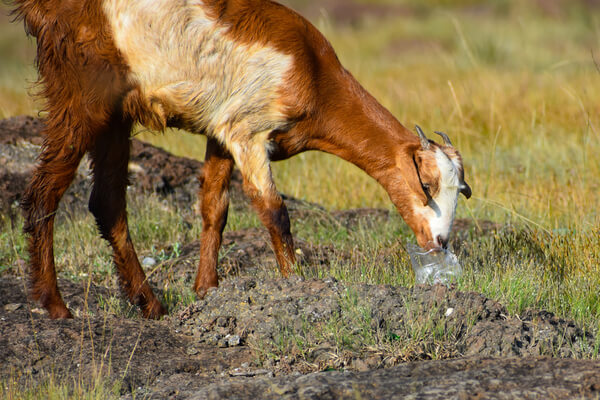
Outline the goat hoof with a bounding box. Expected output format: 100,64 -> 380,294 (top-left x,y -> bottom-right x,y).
194,283 -> 218,299
143,300 -> 167,319
48,305 -> 73,319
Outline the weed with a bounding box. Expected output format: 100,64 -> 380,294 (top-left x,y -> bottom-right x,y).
0,369 -> 122,400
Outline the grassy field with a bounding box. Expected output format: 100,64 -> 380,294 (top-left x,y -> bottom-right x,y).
1,1 -> 600,396
2,1 -> 598,224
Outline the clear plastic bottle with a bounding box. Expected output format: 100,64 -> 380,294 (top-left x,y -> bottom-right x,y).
406,243 -> 462,285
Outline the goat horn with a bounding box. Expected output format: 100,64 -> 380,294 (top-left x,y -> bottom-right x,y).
434,131 -> 453,146
415,125 -> 430,150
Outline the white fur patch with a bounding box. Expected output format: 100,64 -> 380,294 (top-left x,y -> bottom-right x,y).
418,148 -> 461,247
102,0 -> 293,149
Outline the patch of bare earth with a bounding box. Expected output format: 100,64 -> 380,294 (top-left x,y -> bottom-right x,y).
2,275 -> 599,399
1,116 -> 599,399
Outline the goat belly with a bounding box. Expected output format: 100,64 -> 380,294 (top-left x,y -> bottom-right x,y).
102,0 -> 295,144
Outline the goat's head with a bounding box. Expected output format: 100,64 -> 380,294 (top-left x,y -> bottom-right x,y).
392,125 -> 471,250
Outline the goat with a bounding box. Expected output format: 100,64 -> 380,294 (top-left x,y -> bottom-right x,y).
12,0 -> 471,319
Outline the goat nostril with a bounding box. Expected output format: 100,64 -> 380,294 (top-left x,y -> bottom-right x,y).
437,235 -> 448,249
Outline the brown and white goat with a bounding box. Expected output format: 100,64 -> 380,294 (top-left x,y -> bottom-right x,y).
12,0 -> 471,319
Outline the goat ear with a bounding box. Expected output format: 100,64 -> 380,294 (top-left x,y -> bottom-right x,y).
460,181 -> 472,199
396,144 -> 428,206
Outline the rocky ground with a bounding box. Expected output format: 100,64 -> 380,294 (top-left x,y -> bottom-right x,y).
1,115 -> 600,399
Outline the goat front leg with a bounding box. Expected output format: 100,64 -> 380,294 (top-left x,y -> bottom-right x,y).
88,119 -> 166,319
248,186 -> 296,276
230,137 -> 296,276
194,138 -> 234,298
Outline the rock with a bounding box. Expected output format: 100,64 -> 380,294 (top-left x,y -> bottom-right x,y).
4,303 -> 22,312
190,357 -> 600,399
229,368 -> 271,377
226,334 -> 242,347
142,257 -> 157,267
174,277 -> 597,366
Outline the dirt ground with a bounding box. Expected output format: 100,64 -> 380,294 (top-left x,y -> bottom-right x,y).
1,116 -> 599,399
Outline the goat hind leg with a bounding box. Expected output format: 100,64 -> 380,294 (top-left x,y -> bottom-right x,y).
88,119 -> 166,319
22,125 -> 90,319
193,138 -> 234,298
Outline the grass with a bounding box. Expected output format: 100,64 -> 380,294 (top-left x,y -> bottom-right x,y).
0,374 -> 122,400
251,286 -> 461,371
1,0 -> 600,396
1,2 -> 599,223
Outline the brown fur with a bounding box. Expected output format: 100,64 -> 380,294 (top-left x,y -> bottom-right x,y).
12,0 -> 469,319
194,138 -> 234,296
12,0 -> 165,318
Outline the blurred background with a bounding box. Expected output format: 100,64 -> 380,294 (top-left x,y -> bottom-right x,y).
1,0 -> 599,230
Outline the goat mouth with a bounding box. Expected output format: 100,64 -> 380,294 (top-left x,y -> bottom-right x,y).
436,235 -> 449,249
421,241 -> 444,252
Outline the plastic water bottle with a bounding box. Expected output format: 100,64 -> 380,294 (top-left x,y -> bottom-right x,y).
406,243 -> 462,285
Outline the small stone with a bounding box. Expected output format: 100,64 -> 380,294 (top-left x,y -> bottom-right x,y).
207,334 -> 222,346
4,303 -> 22,312
445,307 -> 454,317
218,334 -> 239,348
229,368 -> 270,377
142,257 -> 156,267
128,162 -> 145,174
323,277 -> 338,285
226,334 -> 241,347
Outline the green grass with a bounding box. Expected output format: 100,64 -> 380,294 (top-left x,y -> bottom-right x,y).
1,0 -> 600,395
1,340 -> 126,400
2,2 -> 598,225
0,6 -> 37,117
0,375 -> 122,400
